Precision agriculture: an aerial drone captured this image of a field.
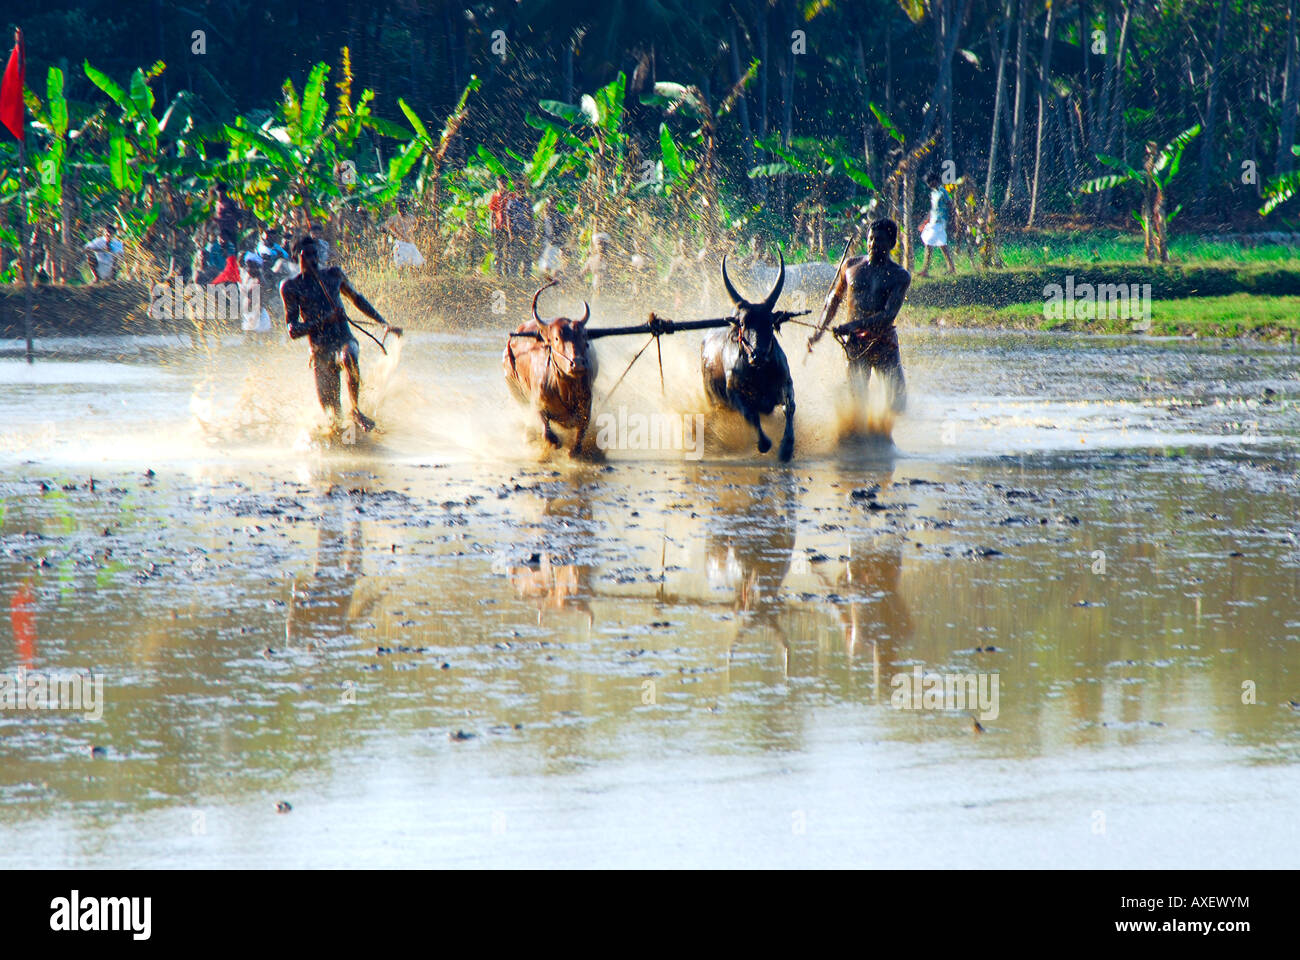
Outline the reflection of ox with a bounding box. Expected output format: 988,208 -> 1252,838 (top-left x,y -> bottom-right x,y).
503,282 -> 598,456
505,489 -> 594,624
507,553 -> 592,624
701,253 -> 796,461
705,472 -> 798,649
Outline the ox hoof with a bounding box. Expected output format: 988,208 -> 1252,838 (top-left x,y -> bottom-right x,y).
352,410 -> 376,432
757,433 -> 772,454
571,445 -> 605,462
778,438 -> 794,462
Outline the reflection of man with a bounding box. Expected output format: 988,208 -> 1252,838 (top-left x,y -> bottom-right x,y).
837,532 -> 913,678
83,224 -> 123,281
287,512 -> 367,645
10,581 -> 36,666
823,218 -> 911,412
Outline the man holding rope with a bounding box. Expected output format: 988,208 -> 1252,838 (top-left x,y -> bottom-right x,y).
281,235 -> 394,431
820,218 -> 911,413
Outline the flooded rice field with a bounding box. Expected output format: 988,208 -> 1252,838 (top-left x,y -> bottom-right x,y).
1,327 -> 1297,867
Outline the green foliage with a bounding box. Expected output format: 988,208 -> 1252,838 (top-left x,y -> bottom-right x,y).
1260,146 -> 1300,216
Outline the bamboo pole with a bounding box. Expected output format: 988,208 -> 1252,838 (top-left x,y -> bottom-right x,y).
19,127 -> 33,363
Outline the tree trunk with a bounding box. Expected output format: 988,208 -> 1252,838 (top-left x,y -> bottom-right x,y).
1079,0 -> 1092,157
985,4 -> 1013,207
1142,142 -> 1156,261
885,13 -> 894,119
1003,0 -> 1030,210
781,0 -> 796,218
782,0 -> 795,150
855,33 -> 875,189
757,2 -> 768,141
1096,2 -> 1130,217
901,167 -> 914,270
1196,0 -> 1229,209
1278,0 -> 1299,173
729,22 -> 755,192
1027,0 -> 1058,227
444,4 -> 460,99
1102,4 -> 1130,157
939,0 -> 971,161
563,34 -> 574,103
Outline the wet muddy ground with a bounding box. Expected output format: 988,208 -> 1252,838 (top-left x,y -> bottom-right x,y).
0,327 -> 1297,866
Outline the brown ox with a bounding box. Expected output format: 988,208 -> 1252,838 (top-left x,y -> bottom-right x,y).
503,281 -> 597,456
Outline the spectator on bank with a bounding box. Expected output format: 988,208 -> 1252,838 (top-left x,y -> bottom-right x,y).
192,228 -> 227,284
214,184 -> 245,255
488,176 -> 511,277
384,200 -> 425,268
504,187 -> 534,279
239,252 -> 273,334
83,224 -> 124,282
309,221 -> 331,266
919,171 -> 956,277
257,228 -> 290,267
537,196 -> 569,277
582,232 -> 611,297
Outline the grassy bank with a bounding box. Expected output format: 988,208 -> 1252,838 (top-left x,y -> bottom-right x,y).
5,254 -> 1300,343
910,293 -> 1300,341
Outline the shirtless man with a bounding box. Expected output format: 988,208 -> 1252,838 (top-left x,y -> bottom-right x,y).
823,218 -> 911,412
280,236 -> 390,431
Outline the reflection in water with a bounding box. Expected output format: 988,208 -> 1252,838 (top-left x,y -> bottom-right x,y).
1,329 -> 1298,867
9,582 -> 35,667
704,472 -> 798,657
506,487 -> 595,626
838,528 -> 913,687
286,500 -> 376,646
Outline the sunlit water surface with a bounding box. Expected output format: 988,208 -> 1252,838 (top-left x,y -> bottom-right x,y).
0,326 -> 1297,867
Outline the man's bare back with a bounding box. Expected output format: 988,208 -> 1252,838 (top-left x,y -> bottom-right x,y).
282,238 -> 387,429
282,265 -> 382,349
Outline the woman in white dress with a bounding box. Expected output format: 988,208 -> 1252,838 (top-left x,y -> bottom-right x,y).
919,172 -> 956,277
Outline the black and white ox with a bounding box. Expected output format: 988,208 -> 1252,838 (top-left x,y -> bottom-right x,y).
700,252 -> 796,462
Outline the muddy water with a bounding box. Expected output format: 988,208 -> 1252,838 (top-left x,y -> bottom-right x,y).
0,327 -> 1298,867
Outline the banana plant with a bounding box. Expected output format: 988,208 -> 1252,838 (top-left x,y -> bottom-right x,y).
531,72 -> 629,235
1260,145 -> 1300,216
81,58 -> 212,248
224,52 -> 415,230
1079,123 -> 1201,262
641,68 -> 756,244
380,76 -> 479,203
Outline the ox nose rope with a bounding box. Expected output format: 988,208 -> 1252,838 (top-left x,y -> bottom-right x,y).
602,333 -> 658,404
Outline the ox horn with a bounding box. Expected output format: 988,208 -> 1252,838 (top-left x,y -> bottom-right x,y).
531,278 -> 559,324
720,255 -> 747,309
761,248 -> 785,312
578,301 -> 590,325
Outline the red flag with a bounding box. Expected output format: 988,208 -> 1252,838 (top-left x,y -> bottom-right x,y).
0,28 -> 23,143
